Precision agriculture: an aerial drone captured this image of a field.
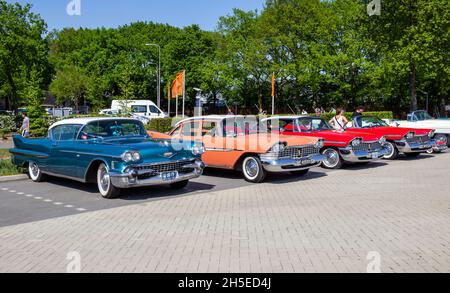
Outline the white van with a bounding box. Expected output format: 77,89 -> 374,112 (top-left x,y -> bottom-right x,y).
111,100 -> 167,119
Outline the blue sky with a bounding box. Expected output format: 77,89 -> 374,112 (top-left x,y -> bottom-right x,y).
9,0 -> 265,31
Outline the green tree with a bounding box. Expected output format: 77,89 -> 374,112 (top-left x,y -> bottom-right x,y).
50,65 -> 89,109
0,0 -> 49,111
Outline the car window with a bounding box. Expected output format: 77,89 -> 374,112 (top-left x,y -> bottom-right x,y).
181,121 -> 201,137
149,106 -> 161,114
298,118 -> 331,131
171,125 -> 182,137
266,119 -> 295,132
132,105 -> 148,113
51,125 -> 82,141
80,120 -> 146,139
359,117 -> 388,128
202,121 -> 219,136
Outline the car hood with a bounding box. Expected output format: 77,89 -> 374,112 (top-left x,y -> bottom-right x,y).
101,137 -> 197,162
349,126 -> 431,139
320,130 -> 380,143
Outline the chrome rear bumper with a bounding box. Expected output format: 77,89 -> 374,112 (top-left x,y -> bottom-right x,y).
110,160 -> 205,188
260,154 -> 326,173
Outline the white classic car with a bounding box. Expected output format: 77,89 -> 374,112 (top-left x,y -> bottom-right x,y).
388,110 -> 449,153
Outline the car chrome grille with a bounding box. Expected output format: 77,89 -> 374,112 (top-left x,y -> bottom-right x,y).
279,145 -> 319,159
352,142 -> 383,152
133,160 -> 195,175
407,135 -> 430,144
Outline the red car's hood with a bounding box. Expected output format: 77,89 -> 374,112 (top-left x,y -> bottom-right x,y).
281,129 -> 380,146
347,126 -> 432,140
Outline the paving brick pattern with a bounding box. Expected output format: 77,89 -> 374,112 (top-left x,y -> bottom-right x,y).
1,153 -> 449,273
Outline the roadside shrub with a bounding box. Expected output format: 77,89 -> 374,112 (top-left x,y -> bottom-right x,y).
0,115 -> 17,139
0,159 -> 23,176
319,111 -> 394,122
145,118 -> 179,133
30,117 -> 50,138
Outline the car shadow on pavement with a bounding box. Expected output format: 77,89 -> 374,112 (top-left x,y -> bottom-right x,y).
341,161 -> 388,171
267,171 -> 328,184
396,154 -> 435,161
119,181 -> 216,201
44,176 -> 216,201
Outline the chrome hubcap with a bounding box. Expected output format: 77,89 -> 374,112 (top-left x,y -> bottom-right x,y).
323,149 -> 339,167
99,167 -> 110,191
384,143 -> 395,158
244,158 -> 258,178
30,163 -> 39,177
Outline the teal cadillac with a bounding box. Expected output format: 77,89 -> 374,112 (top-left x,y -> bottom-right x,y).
10,118 -> 205,199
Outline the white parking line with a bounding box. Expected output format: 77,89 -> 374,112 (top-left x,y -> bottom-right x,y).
5,188 -> 88,213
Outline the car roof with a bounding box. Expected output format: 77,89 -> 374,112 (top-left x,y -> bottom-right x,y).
175,115 -> 248,126
50,117 -> 141,129
263,115 -> 321,120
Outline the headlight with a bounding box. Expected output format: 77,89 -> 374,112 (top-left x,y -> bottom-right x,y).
315,139 -> 324,149
122,151 -> 141,163
428,130 -> 435,138
192,145 -> 205,156
351,138 -> 362,147
379,136 -> 387,146
406,132 -> 414,140
271,143 -> 286,153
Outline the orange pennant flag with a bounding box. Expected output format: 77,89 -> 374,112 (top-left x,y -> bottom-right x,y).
271,72 -> 275,97
171,71 -> 184,98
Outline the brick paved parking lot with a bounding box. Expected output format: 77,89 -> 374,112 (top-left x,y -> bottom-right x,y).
0,152 -> 449,273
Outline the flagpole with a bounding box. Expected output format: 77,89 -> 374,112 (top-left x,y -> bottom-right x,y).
182,70 -> 186,118
272,72 -> 275,116
168,83 -> 171,118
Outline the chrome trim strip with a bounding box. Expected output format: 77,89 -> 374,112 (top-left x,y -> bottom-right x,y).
9,150 -> 49,159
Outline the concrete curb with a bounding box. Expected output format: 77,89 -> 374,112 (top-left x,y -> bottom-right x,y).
0,174 -> 28,182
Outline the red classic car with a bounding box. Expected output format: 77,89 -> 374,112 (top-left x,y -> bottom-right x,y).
263,116 -> 389,169
348,116 -> 435,159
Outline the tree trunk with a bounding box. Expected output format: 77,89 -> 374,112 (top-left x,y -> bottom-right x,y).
409,60 -> 418,111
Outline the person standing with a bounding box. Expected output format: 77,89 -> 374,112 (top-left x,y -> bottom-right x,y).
329,108 -> 349,131
352,106 -> 365,119
19,112 -> 30,137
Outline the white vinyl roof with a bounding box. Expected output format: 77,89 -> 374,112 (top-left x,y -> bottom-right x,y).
49,117 -> 141,129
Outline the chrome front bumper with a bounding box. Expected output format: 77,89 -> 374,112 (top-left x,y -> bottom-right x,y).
110,160 -> 205,188
395,140 -> 434,153
432,140 -> 448,152
339,147 -> 390,163
260,154 -> 326,173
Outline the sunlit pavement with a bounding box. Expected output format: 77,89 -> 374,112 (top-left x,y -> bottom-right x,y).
0,152 -> 449,273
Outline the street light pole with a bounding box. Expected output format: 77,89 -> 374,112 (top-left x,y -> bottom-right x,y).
145,43 -> 161,109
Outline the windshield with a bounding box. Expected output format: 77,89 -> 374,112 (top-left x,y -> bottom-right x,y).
357,116 -> 388,128
80,119 -> 147,139
414,111 -> 433,121
222,118 -> 269,137
297,118 -> 332,131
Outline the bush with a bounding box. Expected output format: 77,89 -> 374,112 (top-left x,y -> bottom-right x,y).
0,159 -> 23,176
319,111 -> 394,122
145,118 -> 181,133
0,115 -> 17,139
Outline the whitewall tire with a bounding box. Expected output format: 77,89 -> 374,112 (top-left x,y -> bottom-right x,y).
28,162 -> 46,182
97,163 -> 121,199
242,156 -> 266,183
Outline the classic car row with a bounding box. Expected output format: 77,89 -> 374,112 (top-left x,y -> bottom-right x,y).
9,115 -> 447,199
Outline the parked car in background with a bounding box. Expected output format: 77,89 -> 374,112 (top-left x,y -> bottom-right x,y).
347,116 -> 436,159
388,110 -> 450,152
111,100 -> 167,119
10,118 -> 205,199
149,116 -> 326,183
99,109 -> 119,116
263,116 -> 389,169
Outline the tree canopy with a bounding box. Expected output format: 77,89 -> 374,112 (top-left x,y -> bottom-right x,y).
0,0 -> 449,117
